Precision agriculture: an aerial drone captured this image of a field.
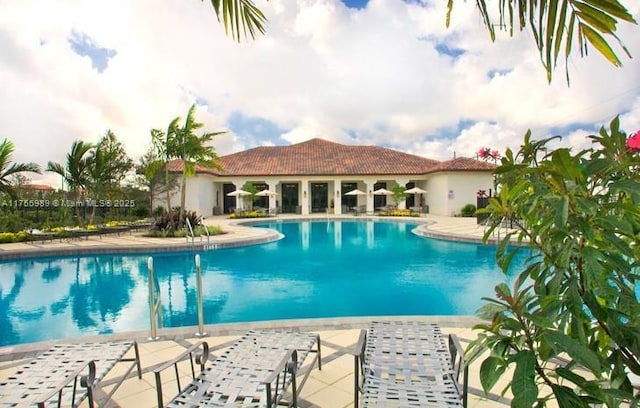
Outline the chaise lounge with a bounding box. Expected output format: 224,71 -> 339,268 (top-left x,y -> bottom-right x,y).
153,329 -> 322,407
353,321 -> 467,407
0,341 -> 142,408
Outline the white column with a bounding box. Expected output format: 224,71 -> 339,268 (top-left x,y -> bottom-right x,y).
365,181 -> 376,214
301,180 -> 309,215
268,182 -> 277,211
395,178 -> 409,210
334,180 -> 342,215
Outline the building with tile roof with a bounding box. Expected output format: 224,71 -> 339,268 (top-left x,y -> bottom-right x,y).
165,138 -> 496,216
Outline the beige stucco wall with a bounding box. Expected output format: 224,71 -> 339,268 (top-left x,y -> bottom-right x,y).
161,171 -> 494,217
428,172 -> 494,216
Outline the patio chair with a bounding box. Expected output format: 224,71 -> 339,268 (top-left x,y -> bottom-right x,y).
353,321 -> 466,407
0,341 -> 142,408
154,329 -> 322,407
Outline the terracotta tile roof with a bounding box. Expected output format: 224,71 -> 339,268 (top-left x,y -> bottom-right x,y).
220,138 -> 441,176
426,157 -> 497,173
166,138 -> 495,176
165,159 -> 221,176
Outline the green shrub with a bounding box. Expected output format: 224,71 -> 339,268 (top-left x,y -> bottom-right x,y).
0,231 -> 28,243
0,213 -> 31,232
470,117 -> 640,405
460,204 -> 476,217
134,205 -> 150,218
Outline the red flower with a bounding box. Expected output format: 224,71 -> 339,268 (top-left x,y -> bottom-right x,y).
627,130 -> 640,151
491,150 -> 501,159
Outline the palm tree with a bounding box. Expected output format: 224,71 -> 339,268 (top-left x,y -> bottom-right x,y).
0,139 -> 41,199
87,131 -> 133,223
151,118 -> 182,214
136,145 -> 179,214
446,0 -> 636,82
46,140 -> 94,225
171,104 -> 226,222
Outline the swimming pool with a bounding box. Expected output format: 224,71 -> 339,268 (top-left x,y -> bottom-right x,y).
0,220 -> 527,347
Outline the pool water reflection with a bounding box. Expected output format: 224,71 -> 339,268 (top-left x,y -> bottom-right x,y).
0,220 -> 528,347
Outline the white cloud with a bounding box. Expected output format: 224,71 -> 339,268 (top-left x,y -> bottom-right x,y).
0,0 -> 639,188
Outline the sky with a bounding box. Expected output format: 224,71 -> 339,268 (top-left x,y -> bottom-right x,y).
1,0 -> 639,188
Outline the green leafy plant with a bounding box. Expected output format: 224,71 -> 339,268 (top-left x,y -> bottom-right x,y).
460,204 -> 477,217
390,185 -> 408,208
469,116 -> 640,406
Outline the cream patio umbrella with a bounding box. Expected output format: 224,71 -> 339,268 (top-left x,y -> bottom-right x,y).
372,188 -> 393,195
255,189 -> 277,196
344,189 -> 366,196
404,186 -> 427,212
226,189 -> 251,210
373,188 -> 393,211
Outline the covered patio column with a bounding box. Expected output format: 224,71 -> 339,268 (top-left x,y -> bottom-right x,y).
268,182 -> 278,212
365,180 -> 376,214
301,180 -> 310,215
394,178 -> 409,209
334,180 -> 342,215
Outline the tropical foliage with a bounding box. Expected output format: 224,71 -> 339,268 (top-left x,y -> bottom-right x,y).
469,116 -> 640,406
46,140 -> 94,224
202,0 -> 636,82
135,145 -> 179,213
205,0 -> 267,41
0,139 -> 41,199
447,0 -> 637,83
152,104 -> 225,224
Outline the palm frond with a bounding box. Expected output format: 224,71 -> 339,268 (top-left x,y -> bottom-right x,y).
460,0 -> 636,83
208,0 -> 267,42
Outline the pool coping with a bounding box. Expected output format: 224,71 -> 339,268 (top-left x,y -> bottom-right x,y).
0,315 -> 484,360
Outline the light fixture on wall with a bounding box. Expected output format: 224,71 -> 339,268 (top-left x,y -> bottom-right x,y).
336,190 -> 340,197
303,190 -> 307,198
369,190 -> 372,197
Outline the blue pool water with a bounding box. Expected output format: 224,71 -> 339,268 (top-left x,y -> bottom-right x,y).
0,220 -> 528,347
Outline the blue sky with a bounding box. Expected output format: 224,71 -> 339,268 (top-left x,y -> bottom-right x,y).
0,0 -> 639,187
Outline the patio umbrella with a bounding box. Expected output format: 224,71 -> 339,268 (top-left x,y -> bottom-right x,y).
226,189 -> 251,197
372,188 -> 393,195
405,187 -> 427,210
404,187 -> 427,195
227,189 -> 251,210
255,189 -> 277,196
345,189 -> 366,196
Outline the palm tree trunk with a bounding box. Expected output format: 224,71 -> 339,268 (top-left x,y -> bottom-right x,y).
179,170 -> 187,223
164,165 -> 172,214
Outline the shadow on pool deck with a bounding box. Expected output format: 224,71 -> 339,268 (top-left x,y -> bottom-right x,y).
0,215 -> 514,407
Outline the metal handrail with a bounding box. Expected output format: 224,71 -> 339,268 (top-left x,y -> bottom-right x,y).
185,218 -> 195,244
203,222 -> 211,246
147,257 -> 163,340
194,254 -> 207,337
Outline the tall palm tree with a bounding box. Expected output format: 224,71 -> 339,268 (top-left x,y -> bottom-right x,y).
172,104 -> 226,222
0,139 -> 41,199
46,140 -> 94,225
151,119 -> 180,214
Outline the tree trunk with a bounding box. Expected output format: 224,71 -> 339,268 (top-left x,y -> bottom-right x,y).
164,165 -> 172,214
179,170 -> 187,223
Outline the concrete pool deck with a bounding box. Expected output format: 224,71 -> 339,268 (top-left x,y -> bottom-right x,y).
0,215 -> 515,407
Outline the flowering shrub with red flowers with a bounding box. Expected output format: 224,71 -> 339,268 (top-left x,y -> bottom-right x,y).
470,117 -> 640,406
627,129 -> 640,150
478,147 -> 501,162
